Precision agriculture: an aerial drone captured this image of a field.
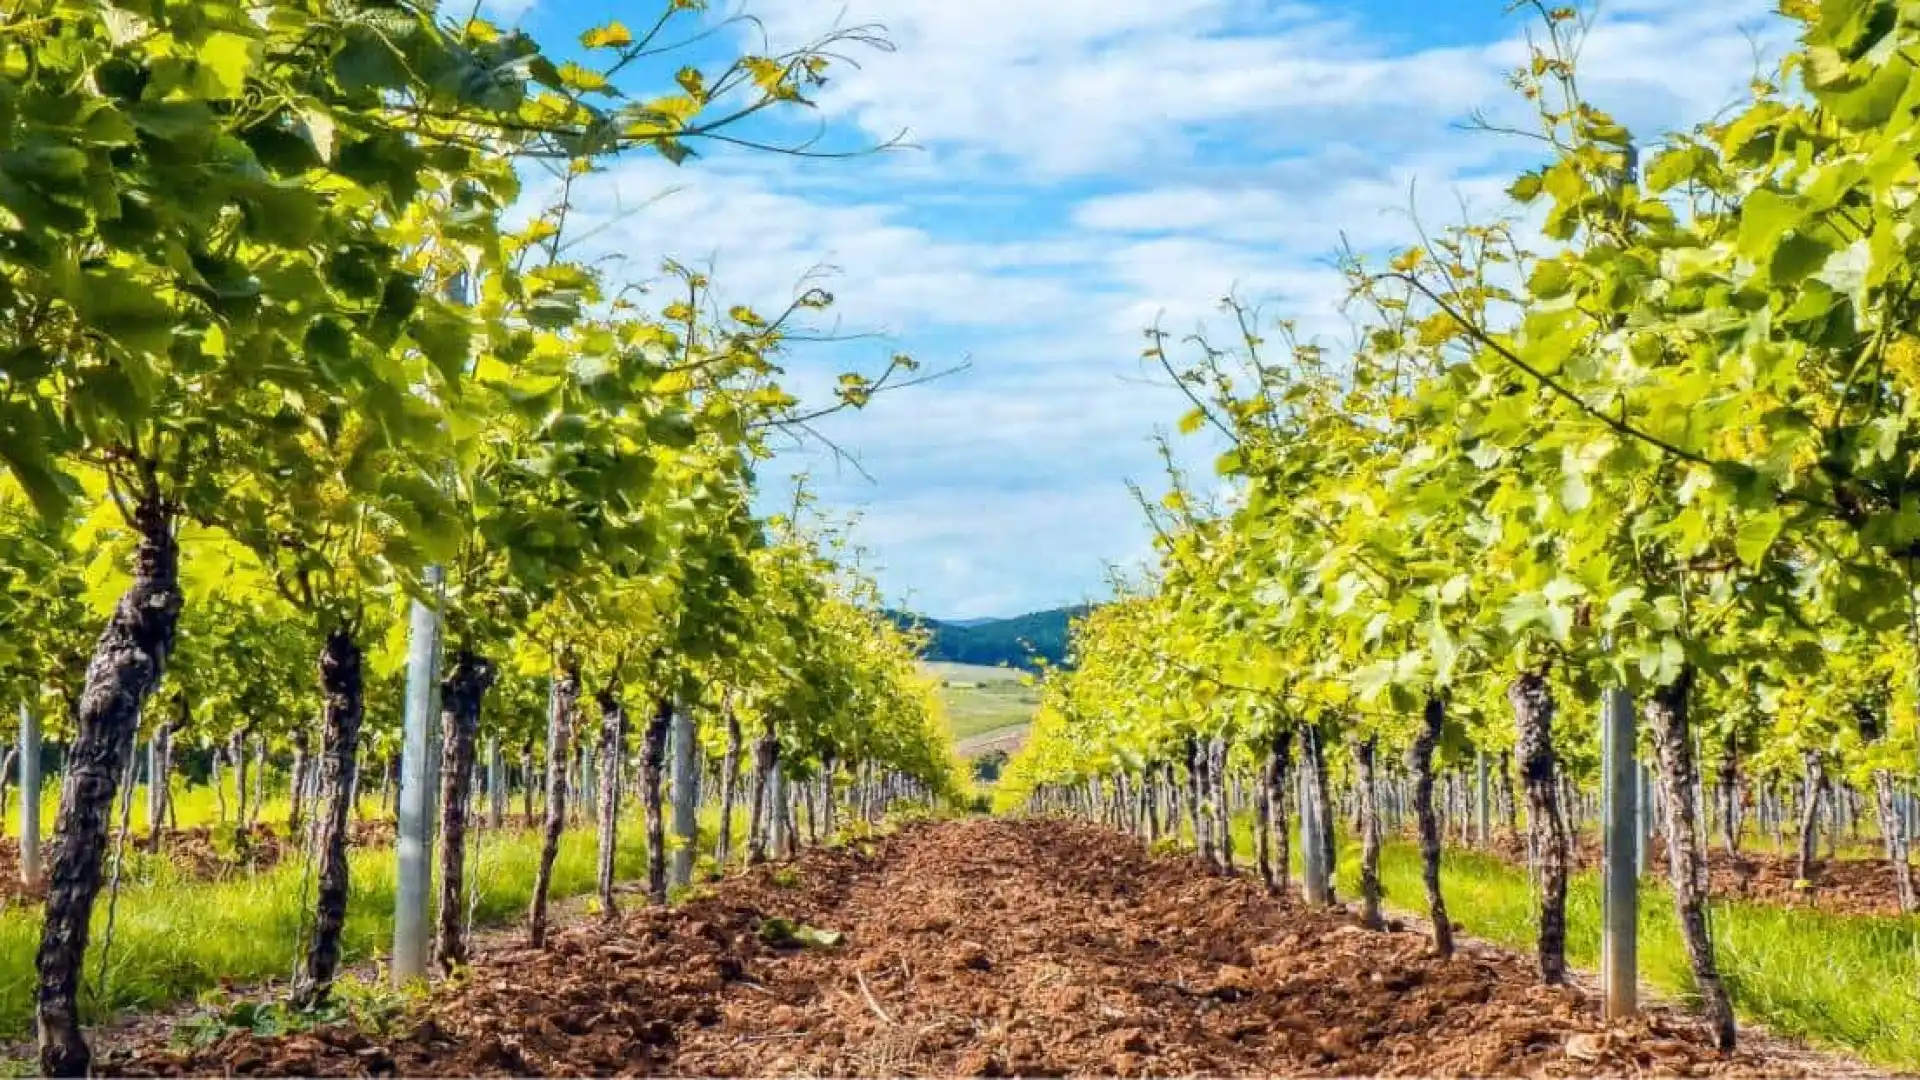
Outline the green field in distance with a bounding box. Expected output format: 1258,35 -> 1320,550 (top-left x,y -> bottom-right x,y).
923,661 -> 1038,756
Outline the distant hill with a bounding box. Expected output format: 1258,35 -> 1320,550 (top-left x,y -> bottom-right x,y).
887,606 -> 1088,670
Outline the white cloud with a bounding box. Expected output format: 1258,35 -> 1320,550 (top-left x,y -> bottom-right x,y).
1071,165 -> 1516,252
547,0 -> 1796,617
725,0 -> 1503,178
816,486 -> 1145,621
545,159 -> 1097,336
728,0 -> 1783,180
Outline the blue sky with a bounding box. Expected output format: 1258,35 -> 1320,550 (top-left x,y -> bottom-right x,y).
482,0 -> 1789,620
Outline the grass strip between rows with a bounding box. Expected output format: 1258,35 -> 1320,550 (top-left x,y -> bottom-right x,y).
1186,815 -> 1920,1072
0,810 -> 719,1040
1356,839 -> 1920,1071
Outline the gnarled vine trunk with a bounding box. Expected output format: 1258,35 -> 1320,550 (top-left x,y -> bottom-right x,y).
1185,736 -> 1211,865
1352,735 -> 1383,930
1769,783 -> 1786,850
211,751 -> 227,824
529,661 -> 580,947
820,753 -> 838,840
146,714 -> 175,853
1253,754 -> 1272,883
1718,734 -> 1741,856
1265,729 -> 1293,896
1410,695 -> 1452,956
146,735 -> 165,838
1156,768 -> 1173,837
250,734 -> 265,828
36,498 -> 182,1078
802,776 -> 819,844
1211,737 -> 1233,872
568,741 -> 586,827
285,728 -> 309,848
1789,749 -> 1820,883
1645,666 -> 1734,1050
1873,769 -> 1917,913
1509,667 -> 1567,984
717,706 -> 743,864
747,728 -> 778,865
596,686 -> 629,918
486,738 -> 506,830
434,651 -> 494,971
776,769 -> 798,858
1306,724 -> 1336,899
292,626 -> 364,1009
1797,750 -> 1824,884
640,696 -> 673,902
1497,749 -> 1517,837
1145,760 -> 1164,843
372,753 -> 390,822
520,738 -> 535,825
229,729 -> 250,832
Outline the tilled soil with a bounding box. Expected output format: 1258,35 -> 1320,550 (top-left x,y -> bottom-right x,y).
1695,849 -> 1911,917
1478,831 -> 1915,918
102,818 -> 1877,1077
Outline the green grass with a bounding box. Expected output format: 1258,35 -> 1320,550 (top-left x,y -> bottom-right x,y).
925,662 -> 1038,746
922,661 -> 1029,686
6,780 -> 366,837
0,811 -> 711,1040
1349,839 -> 1920,1070
1191,814 -> 1920,1071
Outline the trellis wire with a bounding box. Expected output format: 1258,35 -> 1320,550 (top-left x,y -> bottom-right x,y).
93,746 -> 141,1005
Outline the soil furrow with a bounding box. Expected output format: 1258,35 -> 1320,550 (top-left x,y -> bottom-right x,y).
102,818 -> 1882,1077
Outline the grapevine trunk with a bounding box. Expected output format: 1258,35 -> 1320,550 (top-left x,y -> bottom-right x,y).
285,729 -> 308,849
1718,734 -> 1741,856
1872,769 -> 1917,913
1211,737 -> 1233,872
434,650 -> 493,971
1352,735 -> 1383,930
292,625 -> 364,1010
596,686 -> 628,919
1645,666 -> 1735,1051
1185,736 -> 1211,866
1265,730 -> 1293,897
1307,725 -> 1336,897
146,717 -> 175,853
529,661 -> 579,947
1509,668 -> 1567,984
520,739 -> 535,824
642,697 -> 672,902
230,730 -> 250,831
1797,751 -> 1824,884
35,497 -> 181,1079
1410,696 -> 1451,956
717,707 -> 742,864
747,730 -> 776,865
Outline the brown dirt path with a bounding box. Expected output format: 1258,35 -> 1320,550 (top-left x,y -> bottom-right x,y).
104,818 -> 1883,1077
954,725 -> 1030,761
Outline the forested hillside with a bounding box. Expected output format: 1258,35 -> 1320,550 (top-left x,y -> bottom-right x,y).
887,606 -> 1088,669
